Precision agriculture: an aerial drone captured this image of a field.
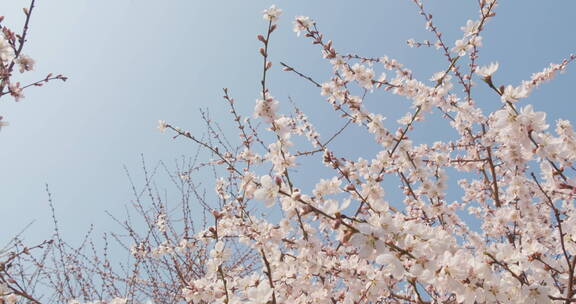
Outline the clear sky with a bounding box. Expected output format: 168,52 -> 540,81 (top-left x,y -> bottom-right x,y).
2,1 -> 576,246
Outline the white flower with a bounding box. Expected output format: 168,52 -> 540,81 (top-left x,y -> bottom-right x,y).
8,82 -> 24,101
350,63 -> 374,89
262,5 -> 282,22
518,104 -> 548,132
130,242 -> 146,258
246,279 -> 273,304
0,36 -> 14,63
452,39 -> 471,56
501,85 -> 528,103
430,71 -> 446,82
469,35 -> 482,48
211,241 -> 231,261
476,62 -> 499,78
254,175 -> 279,207
461,19 -> 480,37
16,55 -> 35,73
293,16 -> 313,37
157,120 -> 167,132
376,253 -> 405,278
313,177 -> 342,198
253,95 -> 279,123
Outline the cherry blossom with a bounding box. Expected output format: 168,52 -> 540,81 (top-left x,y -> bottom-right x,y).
262,5 -> 282,22
293,16 -> 313,37
0,35 -> 14,63
155,3 -> 576,303
0,1 -> 66,130
501,84 -> 528,103
253,175 -> 280,207
476,62 -> 499,78
7,1 -> 576,304
16,55 -> 35,73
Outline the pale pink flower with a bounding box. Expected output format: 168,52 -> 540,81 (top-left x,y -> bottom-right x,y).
501,85 -> 528,103
476,62 -> 499,78
262,5 -> 282,22
293,16 -> 313,37
254,175 -> 279,207
461,19 -> 481,37
452,39 -> 471,56
8,82 -> 24,101
16,55 -> 35,73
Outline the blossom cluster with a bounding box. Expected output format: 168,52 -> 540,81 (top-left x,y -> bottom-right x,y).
156,2 -> 576,303
0,1 -> 66,130
4,1 -> 574,303
5,1 -> 575,304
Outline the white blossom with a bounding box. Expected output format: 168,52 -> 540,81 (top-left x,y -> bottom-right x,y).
476,62 -> 499,78
262,5 -> 282,22
253,175 -> 279,207
16,55 -> 35,73
293,16 -> 313,37
501,84 -> 528,103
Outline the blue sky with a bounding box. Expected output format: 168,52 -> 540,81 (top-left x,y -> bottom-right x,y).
2,1 -> 576,246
